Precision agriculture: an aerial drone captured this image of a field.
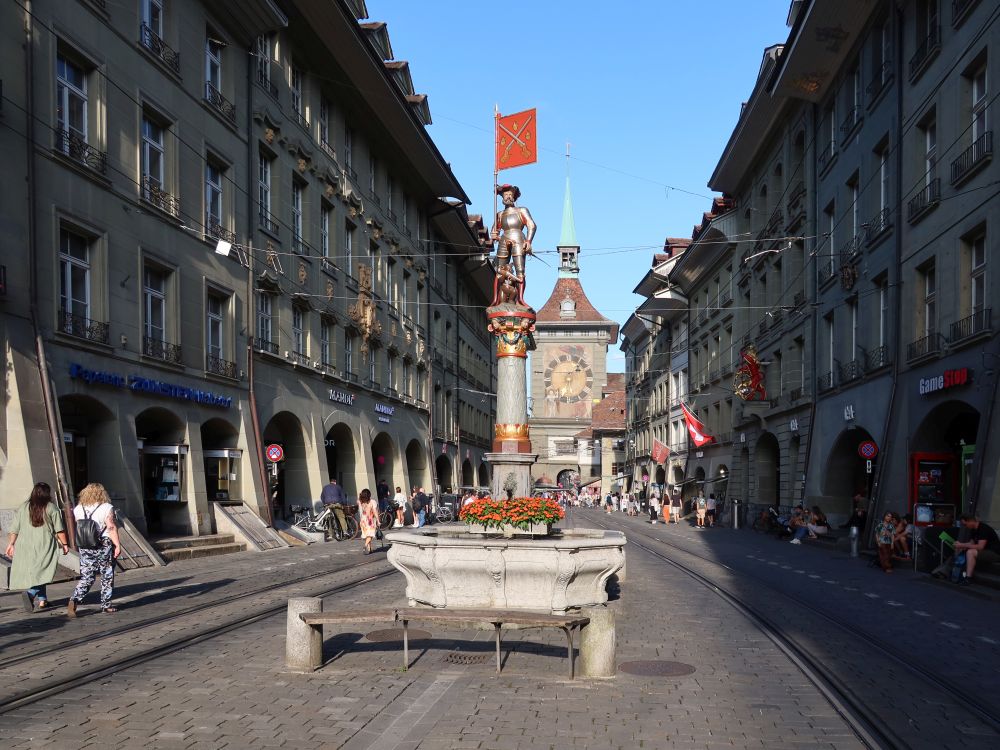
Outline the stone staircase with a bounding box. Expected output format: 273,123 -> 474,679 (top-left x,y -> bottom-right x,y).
152,534 -> 246,562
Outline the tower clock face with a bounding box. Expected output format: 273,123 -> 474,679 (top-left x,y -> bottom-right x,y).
544,353 -> 594,403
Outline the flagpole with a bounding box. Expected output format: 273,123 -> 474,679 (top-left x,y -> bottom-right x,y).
493,104 -> 499,242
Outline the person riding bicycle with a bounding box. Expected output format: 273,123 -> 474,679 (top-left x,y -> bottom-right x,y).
320,478 -> 349,538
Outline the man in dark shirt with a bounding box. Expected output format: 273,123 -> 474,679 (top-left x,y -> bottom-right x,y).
320,478 -> 347,537
955,513 -> 1000,583
377,480 -> 390,511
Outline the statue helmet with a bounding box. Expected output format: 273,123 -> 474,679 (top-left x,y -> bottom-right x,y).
496,183 -> 521,200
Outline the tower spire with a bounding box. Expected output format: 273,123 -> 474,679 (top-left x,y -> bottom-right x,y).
558,143 -> 580,278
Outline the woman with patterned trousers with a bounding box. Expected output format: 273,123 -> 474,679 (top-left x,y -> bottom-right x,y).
68,483 -> 122,616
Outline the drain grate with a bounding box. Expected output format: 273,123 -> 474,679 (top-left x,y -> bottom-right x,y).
618,660 -> 696,677
365,628 -> 432,642
443,651 -> 491,665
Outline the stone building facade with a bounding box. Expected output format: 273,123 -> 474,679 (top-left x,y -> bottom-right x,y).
0,0 -> 494,538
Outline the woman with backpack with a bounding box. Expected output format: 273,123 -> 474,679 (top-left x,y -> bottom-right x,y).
68,483 -> 122,616
5,482 -> 70,612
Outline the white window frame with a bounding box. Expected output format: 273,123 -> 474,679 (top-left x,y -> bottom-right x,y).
345,332 -> 353,373
292,307 -> 305,354
143,266 -> 167,343
142,0 -> 163,37
344,126 -> 353,171
255,35 -> 270,87
59,228 -> 90,322
207,293 -> 224,360
923,264 -> 937,337
290,64 -> 303,117
345,221 -> 354,271
971,235 -> 986,313
924,118 -> 937,185
320,205 -> 331,258
258,150 -> 271,218
292,180 -> 303,250
257,293 -> 272,344
972,65 -> 987,141
205,36 -> 222,90
206,161 -> 223,229
319,99 -> 330,147
879,280 -> 889,347
320,320 -> 331,365
141,115 -> 165,191
386,354 -> 394,390
56,54 -> 88,145
879,146 -> 890,212
850,180 -> 860,239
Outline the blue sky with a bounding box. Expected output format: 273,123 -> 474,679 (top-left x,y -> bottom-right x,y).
370,1 -> 792,370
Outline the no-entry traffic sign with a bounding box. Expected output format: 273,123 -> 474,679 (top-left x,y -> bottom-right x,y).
858,440 -> 878,460
266,443 -> 284,462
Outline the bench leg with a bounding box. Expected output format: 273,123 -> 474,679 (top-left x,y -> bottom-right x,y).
286,597 -> 323,672
564,626 -> 575,680
403,619 -> 409,671
495,623 -> 502,674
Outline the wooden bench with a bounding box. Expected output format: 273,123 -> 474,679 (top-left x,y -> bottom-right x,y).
288,599 -> 589,679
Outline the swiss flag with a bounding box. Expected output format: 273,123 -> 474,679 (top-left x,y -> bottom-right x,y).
681,402 -> 714,447
651,439 -> 669,464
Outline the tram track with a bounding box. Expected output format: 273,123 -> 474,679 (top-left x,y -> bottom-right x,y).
590,511 -> 1000,750
0,556 -> 398,715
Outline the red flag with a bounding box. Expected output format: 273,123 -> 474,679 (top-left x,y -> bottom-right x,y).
651,439 -> 669,464
680,402 -> 715,447
496,108 -> 537,171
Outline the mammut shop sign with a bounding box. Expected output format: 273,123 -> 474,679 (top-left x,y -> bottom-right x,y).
328,388 -> 355,406
375,403 -> 394,423
919,367 -> 971,396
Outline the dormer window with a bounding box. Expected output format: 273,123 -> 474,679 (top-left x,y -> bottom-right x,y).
559,297 -> 576,318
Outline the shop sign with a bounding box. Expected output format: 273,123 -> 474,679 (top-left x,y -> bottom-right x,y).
740,432 -> 746,443
328,388 -> 355,405
790,418 -> 799,432
69,363 -> 232,408
843,404 -> 855,421
919,367 -> 970,396
375,403 -> 394,423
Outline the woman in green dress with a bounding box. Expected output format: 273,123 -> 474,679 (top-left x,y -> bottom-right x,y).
5,483 -> 69,612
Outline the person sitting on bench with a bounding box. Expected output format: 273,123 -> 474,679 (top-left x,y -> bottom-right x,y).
954,513 -> 1000,585
893,513 -> 913,559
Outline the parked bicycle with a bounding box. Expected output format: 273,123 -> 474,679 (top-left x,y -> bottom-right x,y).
290,504 -> 359,540
434,505 -> 454,522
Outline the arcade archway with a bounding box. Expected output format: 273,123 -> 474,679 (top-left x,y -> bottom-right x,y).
262,411 -> 310,519
556,468 -> 580,491
461,459 -> 474,488
325,422 -> 356,496
136,406 -> 187,534
822,427 -> 875,514
58,394 -> 117,498
371,431 -> 397,490
200,417 -> 240,502
478,461 -> 490,488
911,400 -> 980,516
405,439 -> 427,491
435,454 -> 452,494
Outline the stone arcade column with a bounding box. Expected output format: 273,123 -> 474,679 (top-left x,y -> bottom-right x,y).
485,305 -> 538,499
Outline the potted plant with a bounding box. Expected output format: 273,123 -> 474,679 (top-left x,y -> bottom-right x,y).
459,497 -> 565,537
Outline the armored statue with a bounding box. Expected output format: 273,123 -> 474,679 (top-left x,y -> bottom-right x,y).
491,184 -> 536,281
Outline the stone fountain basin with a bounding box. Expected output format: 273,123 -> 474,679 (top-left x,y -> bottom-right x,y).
385,527 -> 626,614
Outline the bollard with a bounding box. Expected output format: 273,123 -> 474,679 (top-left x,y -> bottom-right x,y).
580,604 -> 616,678
286,597 -> 323,672
849,526 -> 859,558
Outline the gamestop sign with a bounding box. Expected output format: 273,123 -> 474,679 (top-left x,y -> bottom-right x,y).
919,367 -> 970,396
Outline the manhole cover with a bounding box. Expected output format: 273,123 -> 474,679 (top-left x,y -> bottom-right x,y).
618,660 -> 696,677
443,651 -> 491,665
366,628 -> 432,642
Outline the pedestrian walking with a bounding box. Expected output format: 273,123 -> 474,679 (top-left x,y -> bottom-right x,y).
649,494 -> 660,524
668,492 -> 682,524
695,493 -> 707,528
706,493 -> 718,527
5,482 -> 70,613
357,489 -> 379,554
68,483 -> 122,615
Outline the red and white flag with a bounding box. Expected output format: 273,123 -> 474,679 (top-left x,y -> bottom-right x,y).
680,402 -> 714,447
651,439 -> 669,464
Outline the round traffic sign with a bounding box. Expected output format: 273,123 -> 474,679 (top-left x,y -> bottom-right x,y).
858,440 -> 878,460
266,443 -> 284,462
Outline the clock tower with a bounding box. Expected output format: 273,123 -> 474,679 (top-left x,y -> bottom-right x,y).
529,176 -> 619,491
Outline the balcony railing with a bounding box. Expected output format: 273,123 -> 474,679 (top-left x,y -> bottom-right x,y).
840,106 -> 862,137
287,350 -> 310,367
866,61 -> 892,104
909,26 -> 940,80
141,176 -> 179,217
709,368 -> 720,383
319,139 -> 336,160
840,359 -> 864,383
256,67 -> 278,100
840,234 -> 862,261
817,371 -> 836,393
207,217 -> 236,244
906,332 -> 943,362
258,209 -> 279,235
54,129 -> 107,174
866,344 -> 890,372
254,337 -> 279,356
950,131 -> 993,185
204,82 -> 236,123
140,24 -> 180,74
790,386 -> 803,401
949,308 -> 992,343
720,288 -> 733,307
206,354 -> 237,379
143,336 -> 182,363
865,208 -> 891,245
59,311 -> 109,344
907,179 -> 940,223
696,309 -> 708,326
291,236 -> 311,255
793,290 -> 806,308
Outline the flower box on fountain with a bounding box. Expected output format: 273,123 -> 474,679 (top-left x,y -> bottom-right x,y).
459,496 -> 563,537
